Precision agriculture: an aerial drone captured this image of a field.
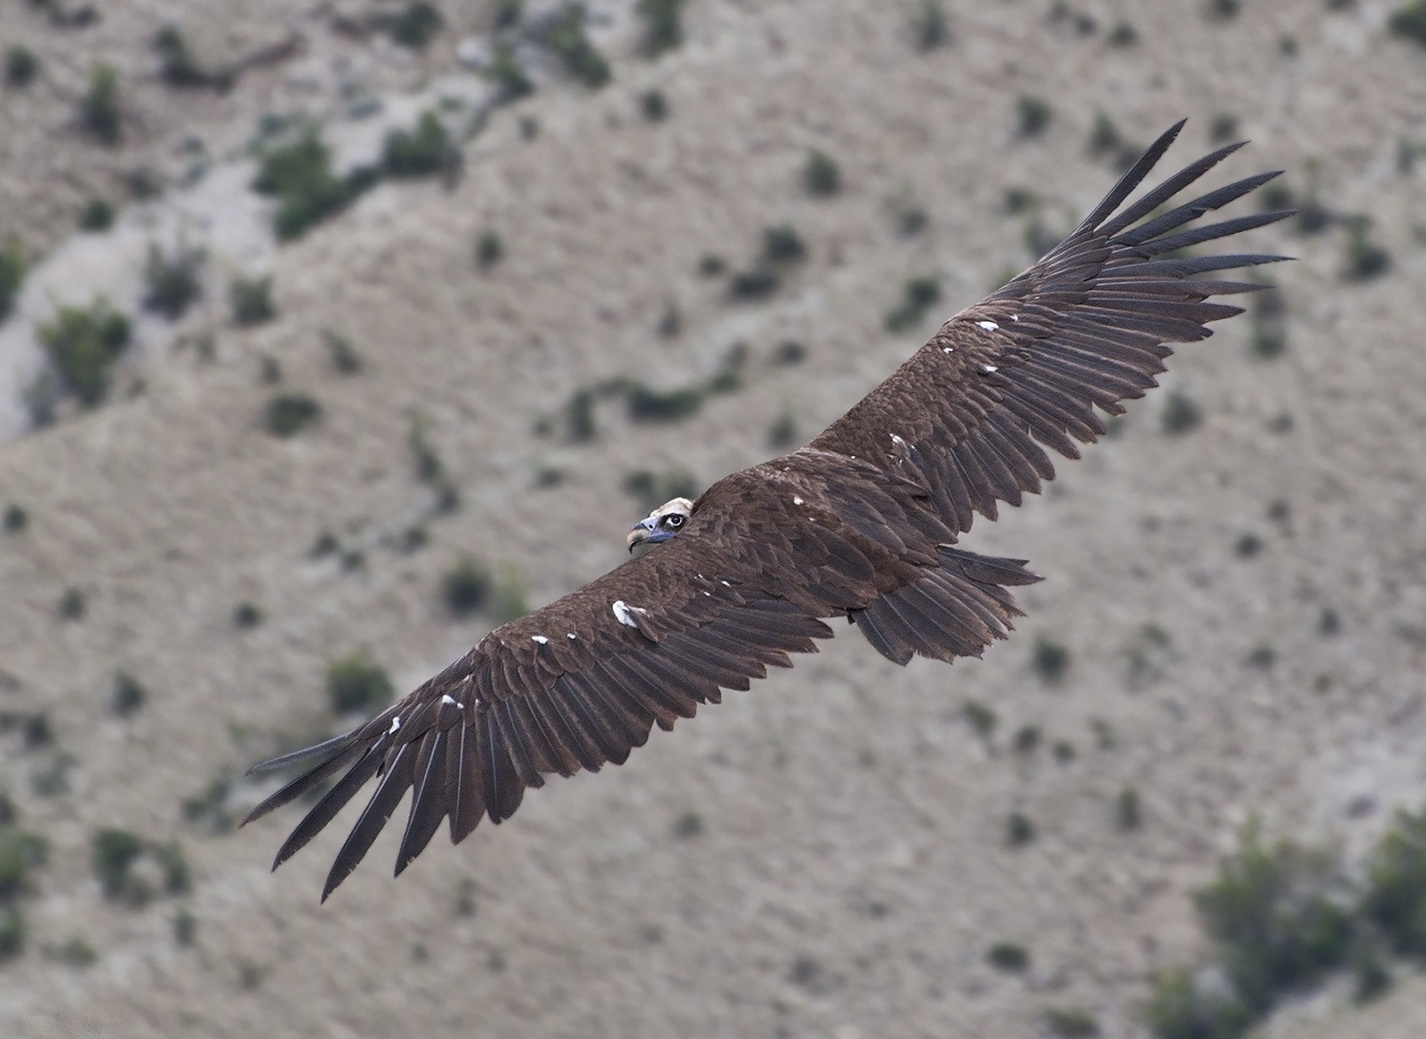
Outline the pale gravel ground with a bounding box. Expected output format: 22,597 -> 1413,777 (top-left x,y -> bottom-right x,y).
1,2 -> 1425,1037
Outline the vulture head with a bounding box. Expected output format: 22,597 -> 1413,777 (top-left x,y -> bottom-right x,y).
626,497 -> 694,552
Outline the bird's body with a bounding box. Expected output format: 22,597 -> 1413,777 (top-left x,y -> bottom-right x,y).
245,121 -> 1292,900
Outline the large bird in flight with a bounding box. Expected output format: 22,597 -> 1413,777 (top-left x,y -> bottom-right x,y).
245,121 -> 1291,900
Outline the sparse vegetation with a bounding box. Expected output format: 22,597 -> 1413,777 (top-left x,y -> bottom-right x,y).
110,671 -> 146,717
637,0 -> 688,57
910,0 -> 950,50
0,823 -> 48,900
963,700 -> 997,739
490,567 -> 529,625
383,111 -> 453,178
1016,95 -> 1052,138
79,198 -> 114,232
673,811 -> 702,838
697,253 -> 726,277
803,149 -> 842,197
1249,286 -> 1286,359
1341,219 -> 1390,281
233,604 -> 263,631
773,340 -> 806,366
323,330 -> 361,374
1245,643 -> 1275,668
1013,725 -> 1040,754
1106,21 -> 1138,46
536,4 -> 611,89
1031,635 -> 1069,684
326,652 -> 394,714
626,382 -> 704,423
1390,2 -> 1426,47
143,242 -> 204,319
92,828 -> 147,904
884,275 -> 941,332
1117,787 -> 1142,831
1044,1007 -> 1100,1037
58,587 -> 86,621
476,229 -> 504,268
254,131 -> 377,240
0,907 -> 24,961
639,89 -> 668,121
442,556 -> 492,617
1205,0 -> 1240,19
2,505 -> 26,533
564,388 -> 597,441
230,275 -> 276,325
1235,532 -> 1263,558
388,2 -> 444,50
762,224 -> 806,264
1161,392 -> 1202,435
154,27 -> 223,89
264,393 -> 321,437
81,64 -> 121,145
174,908 -> 197,946
767,407 -> 798,449
1007,811 -> 1036,846
486,41 -> 533,102
1210,112 -> 1239,143
0,238 -> 26,323
5,46 -> 38,88
987,942 -> 1029,971
1363,806 -> 1426,956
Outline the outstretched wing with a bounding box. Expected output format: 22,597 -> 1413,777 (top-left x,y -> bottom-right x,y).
810,120 -> 1292,534
243,461 -> 1033,899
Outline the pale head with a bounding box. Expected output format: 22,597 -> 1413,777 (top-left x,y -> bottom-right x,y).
626,497 -> 694,552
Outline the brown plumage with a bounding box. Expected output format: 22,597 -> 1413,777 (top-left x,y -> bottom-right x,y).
244,121 -> 1291,900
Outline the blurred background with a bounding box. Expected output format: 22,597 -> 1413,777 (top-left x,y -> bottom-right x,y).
2,1 -> 1425,1036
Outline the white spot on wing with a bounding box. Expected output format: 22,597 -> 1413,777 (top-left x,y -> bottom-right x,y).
567,632 -> 577,640
441,693 -> 466,709
942,347 -> 953,354
984,364 -> 998,373
531,635 -> 549,645
793,496 -> 804,506
1010,314 -> 1020,322
388,715 -> 401,734
612,600 -> 647,628
978,320 -> 999,331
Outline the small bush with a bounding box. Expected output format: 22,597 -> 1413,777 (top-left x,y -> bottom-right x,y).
78,198 -> 114,232
3,505 -> 26,533
987,942 -> 1029,972
1044,1007 -> 1100,1037
672,810 -> 702,838
0,906 -> 24,961
773,340 -> 806,365
323,330 -> 361,374
0,824 -> 49,899
326,652 -> 394,713
639,89 -> 668,121
1161,392 -> 1202,435
486,41 -> 533,102
254,132 -> 376,240
885,275 -> 941,332
1144,969 -> 1251,1039
58,587 -> 86,621
1245,644 -> 1275,669
626,382 -> 704,423
490,567 -> 529,625
4,46 -> 37,88
181,777 -> 234,834
173,908 -> 197,946
767,408 -> 798,449
762,224 -> 807,265
389,2 -> 443,50
1117,787 -> 1142,831
729,266 -> 778,300
142,242 -> 204,319
475,229 -> 503,268
1210,112 -> 1239,143
230,275 -> 276,326
537,4 -> 611,89
22,712 -> 52,749
697,253 -> 726,277
910,0 -> 950,50
1318,607 -> 1340,636
637,0 -> 688,57
264,393 -> 320,437
442,557 -> 492,617
1342,222 -> 1390,282
1234,533 -> 1263,559
81,65 -> 121,145
92,828 -> 146,903
383,111 -> 453,178
1007,812 -> 1036,846
1013,725 -> 1040,754
1032,635 -> 1069,684
110,671 -> 146,717
1206,0 -> 1240,19
1390,2 -> 1426,47
564,389 -> 597,441
1249,287 -> 1287,359
0,237 -> 26,323
152,841 -> 191,895
1106,21 -> 1138,46
154,27 -> 214,89
963,700 -> 996,739
1016,95 -> 1052,138
1363,806 -> 1426,956
803,149 -> 841,197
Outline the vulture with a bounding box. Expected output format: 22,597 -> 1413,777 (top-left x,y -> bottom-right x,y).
244,121 -> 1291,900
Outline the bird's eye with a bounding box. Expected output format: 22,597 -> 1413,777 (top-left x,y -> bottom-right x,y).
662,514 -> 685,529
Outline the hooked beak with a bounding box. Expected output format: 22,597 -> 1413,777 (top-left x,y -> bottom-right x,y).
626,516 -> 668,553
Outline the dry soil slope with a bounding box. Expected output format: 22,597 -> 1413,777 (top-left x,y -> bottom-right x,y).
1,2 -> 1425,1038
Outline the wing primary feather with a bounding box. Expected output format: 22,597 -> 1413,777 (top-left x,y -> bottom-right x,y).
242,741 -> 364,826
1111,170 -> 1284,246
395,731 -> 450,876
321,744 -> 415,901
447,721 -> 486,843
1093,136 -> 1244,236
1138,211 -> 1294,256
272,745 -> 385,870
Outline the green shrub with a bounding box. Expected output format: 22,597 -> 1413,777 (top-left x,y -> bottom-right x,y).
1364,806 -> 1426,956
637,0 -> 687,56
2,505 -> 26,533
92,828 -> 146,903
564,388 -> 597,441
697,253 -> 726,277
728,266 -> 778,300
1249,286 -> 1286,359
319,330 -> 359,374
81,64 -> 121,145
39,298 -> 130,405
326,652 -> 394,713
1117,787 -> 1142,831
442,557 -> 492,617
1106,21 -> 1138,46
230,275 -> 276,325
264,393 -> 320,437
383,111 -> 452,178
1007,812 -> 1036,846
773,340 -> 806,365
0,906 -> 24,961
1016,95 -> 1052,137
762,224 -> 806,264
389,2 -> 443,49
486,41 -> 533,102
153,27 -> 213,88
1013,725 -> 1040,754
987,942 -> 1029,971
640,89 -> 668,121
4,46 -> 37,88
0,824 -> 48,899
1044,1007 -> 1100,1037
476,229 -> 503,268
1342,222 -> 1390,281
626,382 -> 704,423
1391,2 -> 1426,47
51,934 -> 98,967
254,132 -> 376,240
78,198 -> 114,232
111,671 -> 146,717
142,242 -> 204,319
181,777 -> 234,834
1206,0 -> 1240,19
910,0 -> 949,50
1032,635 -> 1069,684
767,408 -> 798,449
1161,392 -> 1202,435
173,908 -> 197,946
1144,969 -> 1251,1039
963,700 -> 996,739
885,275 -> 941,331
803,149 -> 841,197
537,4 -> 611,88
1210,112 -> 1239,143
0,237 -> 26,322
